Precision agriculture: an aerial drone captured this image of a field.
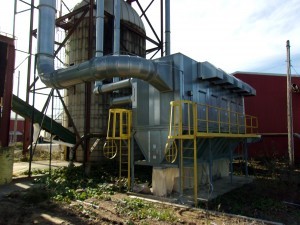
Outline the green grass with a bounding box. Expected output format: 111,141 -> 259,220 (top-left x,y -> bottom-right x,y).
33,165 -> 122,203
117,198 -> 177,222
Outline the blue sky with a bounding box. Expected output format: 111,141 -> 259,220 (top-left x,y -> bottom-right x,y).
169,0 -> 300,75
1,0 -> 300,104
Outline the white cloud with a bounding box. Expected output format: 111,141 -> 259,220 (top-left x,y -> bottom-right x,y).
1,0 -> 300,85
170,0 -> 300,74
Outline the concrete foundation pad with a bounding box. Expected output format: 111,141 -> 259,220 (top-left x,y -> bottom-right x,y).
197,176 -> 253,201
134,175 -> 253,206
13,160 -> 82,176
175,176 -> 253,204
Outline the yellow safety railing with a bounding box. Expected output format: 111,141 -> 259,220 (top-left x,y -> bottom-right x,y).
103,109 -> 132,189
168,100 -> 258,138
165,100 -> 259,207
196,103 -> 258,135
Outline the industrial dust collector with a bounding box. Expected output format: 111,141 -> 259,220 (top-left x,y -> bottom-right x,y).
37,0 -> 259,202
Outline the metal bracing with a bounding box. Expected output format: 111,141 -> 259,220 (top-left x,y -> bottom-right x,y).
128,0 -> 166,58
54,5 -> 90,57
103,109 -> 132,189
165,100 -> 260,206
12,0 -> 36,153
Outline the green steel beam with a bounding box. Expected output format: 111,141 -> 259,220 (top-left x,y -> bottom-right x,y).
12,94 -> 76,144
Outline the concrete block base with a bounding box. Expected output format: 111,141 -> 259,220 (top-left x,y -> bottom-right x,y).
152,167 -> 179,197
152,159 -> 230,197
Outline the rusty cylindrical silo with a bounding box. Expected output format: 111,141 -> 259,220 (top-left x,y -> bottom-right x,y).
63,0 -> 146,161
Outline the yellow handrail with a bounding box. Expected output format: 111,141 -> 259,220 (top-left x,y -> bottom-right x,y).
168,100 -> 258,138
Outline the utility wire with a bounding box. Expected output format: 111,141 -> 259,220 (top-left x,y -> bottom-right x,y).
291,65 -> 299,76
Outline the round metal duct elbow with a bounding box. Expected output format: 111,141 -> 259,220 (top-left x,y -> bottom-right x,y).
92,55 -> 157,81
92,55 -> 171,91
38,55 -> 171,92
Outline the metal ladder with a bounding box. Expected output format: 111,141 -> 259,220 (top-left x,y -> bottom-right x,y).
165,100 -> 198,206
103,109 -> 132,188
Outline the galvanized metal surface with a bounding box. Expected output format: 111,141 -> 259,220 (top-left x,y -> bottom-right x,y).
37,0 -> 148,89
113,0 -> 121,55
95,78 -> 132,94
132,53 -> 256,165
37,1 -> 257,167
36,0 -> 55,84
95,0 -> 104,57
165,0 -> 171,55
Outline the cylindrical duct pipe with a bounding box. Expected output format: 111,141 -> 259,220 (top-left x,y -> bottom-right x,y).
94,0 -> 105,90
113,0 -> 121,55
37,0 -> 56,81
165,0 -> 171,55
95,0 -> 104,57
111,95 -> 132,106
37,1 -> 171,92
41,55 -> 170,92
94,78 -> 132,94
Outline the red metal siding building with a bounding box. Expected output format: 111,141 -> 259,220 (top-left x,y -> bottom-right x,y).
9,118 -> 25,143
0,34 -> 15,147
234,72 -> 300,161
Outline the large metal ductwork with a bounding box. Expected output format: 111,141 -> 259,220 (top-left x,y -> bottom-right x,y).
37,0 -> 171,92
39,54 -> 171,92
37,0 -> 56,80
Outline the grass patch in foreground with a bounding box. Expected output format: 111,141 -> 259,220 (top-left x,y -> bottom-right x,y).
117,197 -> 177,222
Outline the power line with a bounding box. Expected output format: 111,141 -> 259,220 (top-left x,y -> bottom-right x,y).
291,65 -> 299,76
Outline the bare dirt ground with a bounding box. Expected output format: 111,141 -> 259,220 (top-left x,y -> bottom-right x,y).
0,190 -> 279,225
0,153 -> 299,225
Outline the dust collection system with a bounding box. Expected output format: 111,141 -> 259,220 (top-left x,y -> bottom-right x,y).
35,0 -> 260,205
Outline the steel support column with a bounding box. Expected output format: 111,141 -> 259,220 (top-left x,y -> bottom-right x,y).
23,0 -> 35,154
83,0 -> 94,166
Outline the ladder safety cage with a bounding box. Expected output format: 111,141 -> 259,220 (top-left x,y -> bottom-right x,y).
103,108 -> 132,189
106,109 -> 132,140
168,100 -> 196,139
